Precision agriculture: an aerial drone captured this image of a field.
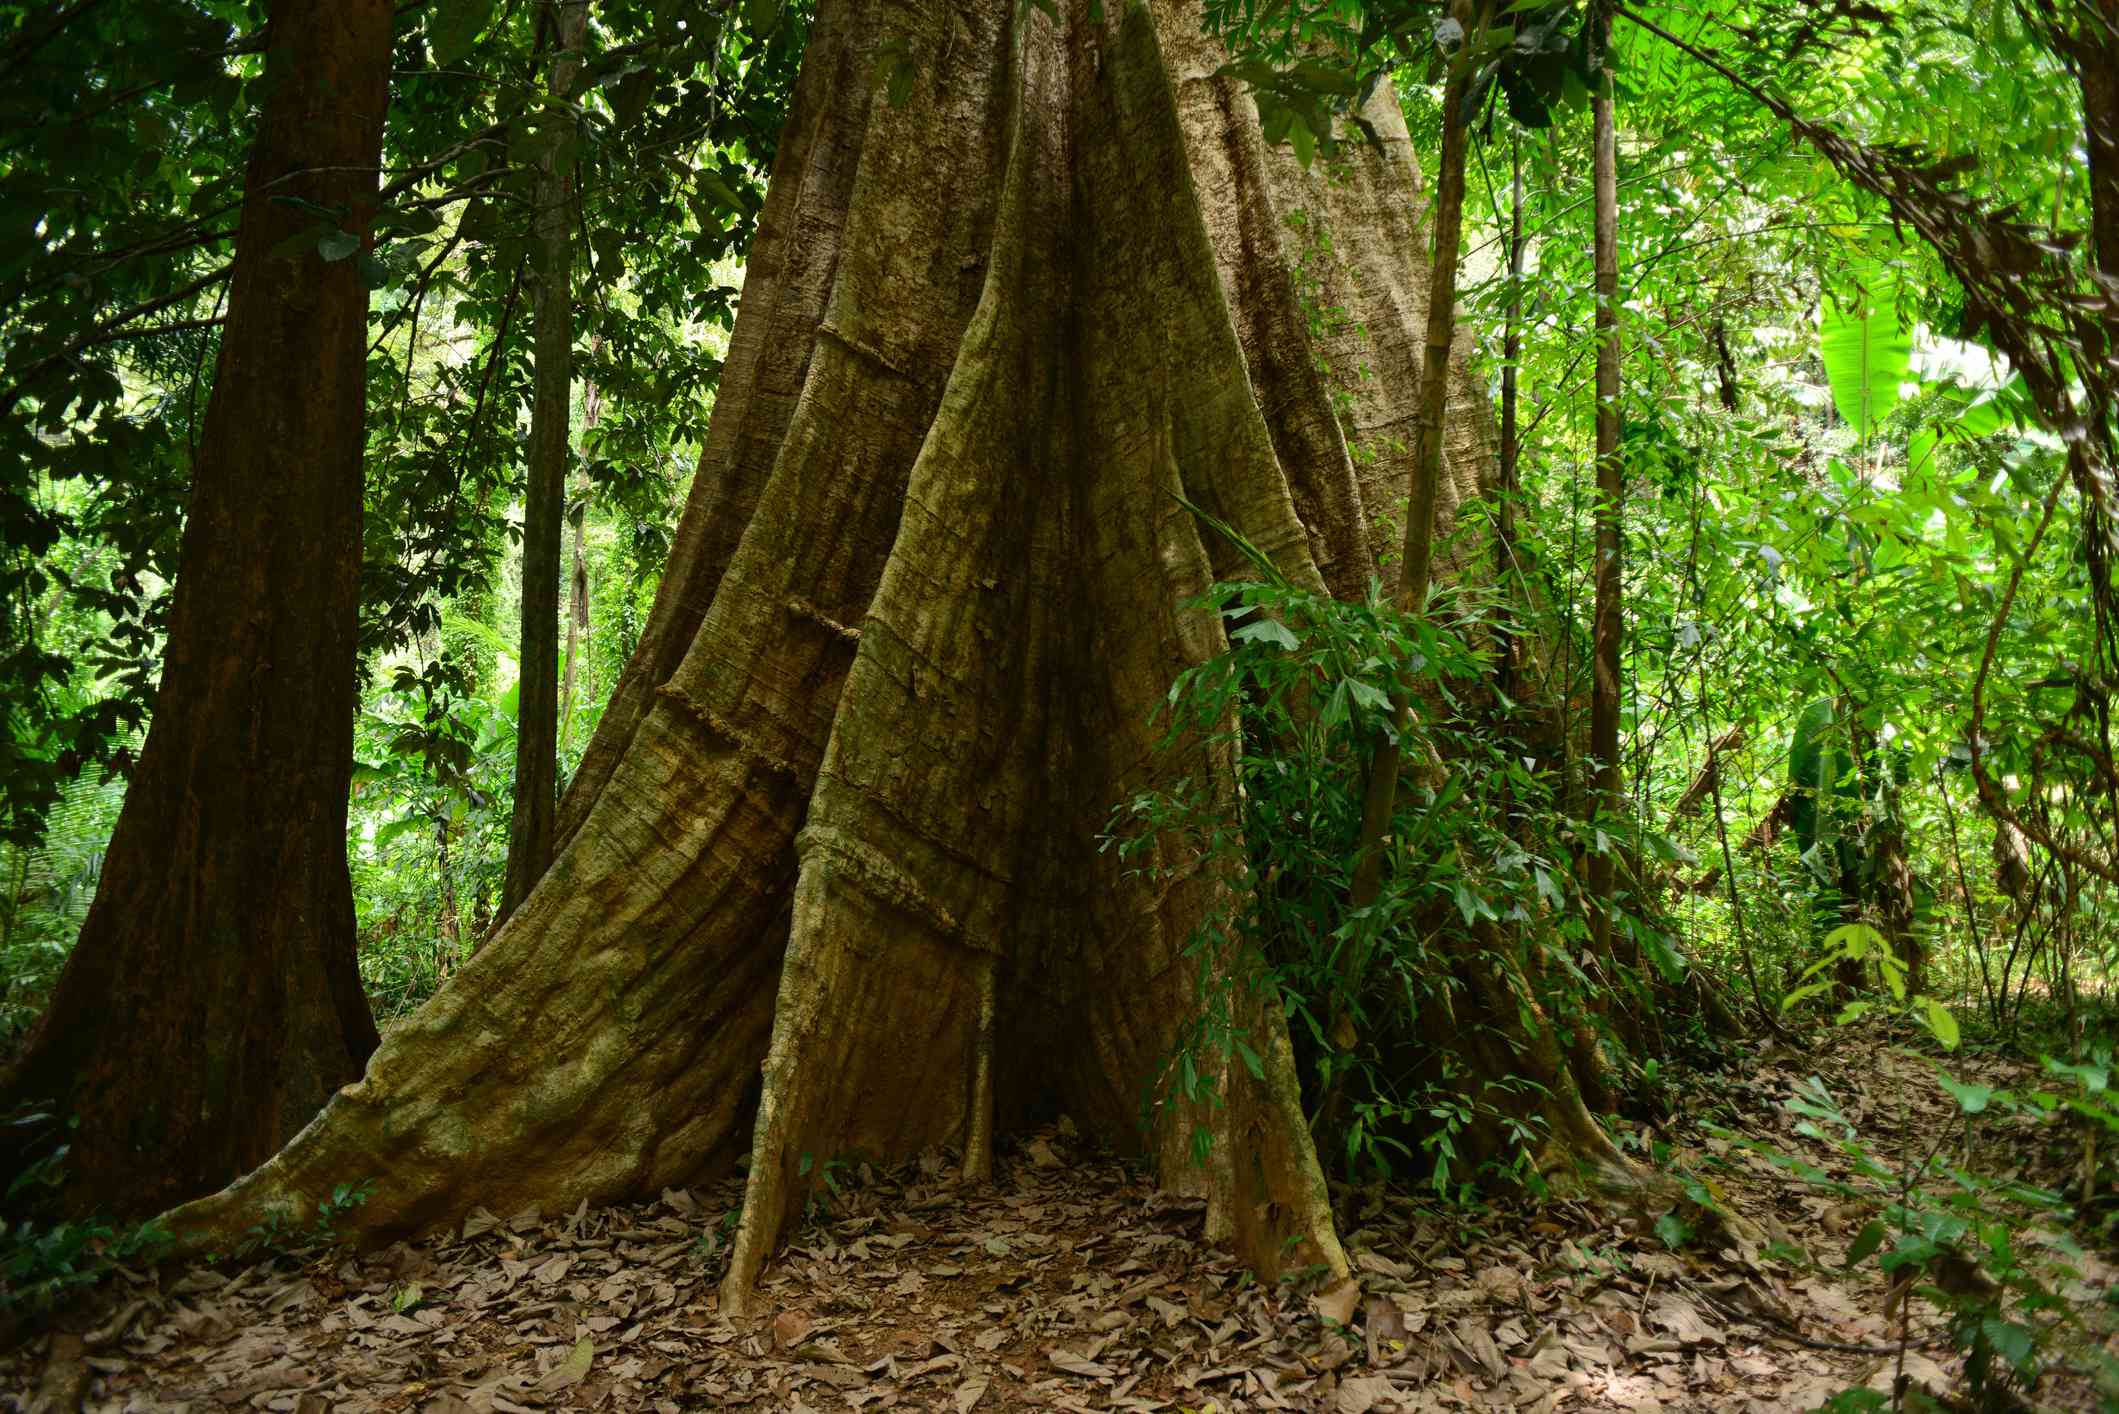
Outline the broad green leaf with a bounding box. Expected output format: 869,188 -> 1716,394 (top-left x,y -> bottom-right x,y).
1288,111 -> 1316,170
1937,1072 -> 1990,1114
1231,618 -> 1300,651
1980,1318 -> 2036,1377
1345,679 -> 1391,713
1820,260 -> 1912,440
1919,996 -> 1960,1051
429,0 -> 499,68
1843,1218 -> 1887,1267
316,228 -> 361,262
1781,981 -> 1831,1011
1640,928 -> 1687,985
1823,922 -> 1883,958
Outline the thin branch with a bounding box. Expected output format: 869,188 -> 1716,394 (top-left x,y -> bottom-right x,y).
0,263 -> 234,409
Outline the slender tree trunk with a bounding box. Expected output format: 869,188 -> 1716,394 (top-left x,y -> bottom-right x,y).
0,0 -> 390,1215
2079,0 -> 2118,331
165,0 -> 1680,1299
1495,134 -> 1525,700
436,818 -> 459,975
1343,0 -> 1486,994
1586,1 -> 1625,961
502,0 -> 589,922
560,353 -> 601,756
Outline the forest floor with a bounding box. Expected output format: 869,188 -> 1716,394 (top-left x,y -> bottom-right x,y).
5,1025 -> 2116,1413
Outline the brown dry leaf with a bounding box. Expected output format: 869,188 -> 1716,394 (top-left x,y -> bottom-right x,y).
954,1377 -> 991,1411
802,1362 -> 871,1390
774,1308 -> 816,1350
1355,1250 -> 1412,1280
1146,1295 -> 1186,1329
1364,1297 -> 1407,1366
1048,1349 -> 1116,1378
534,1334 -> 595,1392
1337,1373 -> 1398,1413
1312,1277 -> 1362,1327
1647,1298 -> 1725,1348
1025,1138 -> 1062,1168
1451,1318 -> 1506,1379
1866,1351 -> 1952,1400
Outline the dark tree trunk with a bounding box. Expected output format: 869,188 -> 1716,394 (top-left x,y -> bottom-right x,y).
0,0 -> 390,1216
501,0 -> 589,922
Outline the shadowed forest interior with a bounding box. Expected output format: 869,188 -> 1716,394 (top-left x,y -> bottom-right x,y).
2,0 -> 2119,1408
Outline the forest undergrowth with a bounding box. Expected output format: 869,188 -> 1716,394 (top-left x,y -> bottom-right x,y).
6,1018 -> 2119,1413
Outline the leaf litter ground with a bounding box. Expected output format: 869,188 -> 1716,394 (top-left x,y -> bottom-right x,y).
7,1026 -> 2116,1412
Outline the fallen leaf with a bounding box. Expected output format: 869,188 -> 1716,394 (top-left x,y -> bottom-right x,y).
1647,1299 -> 1725,1348
1338,1373 -> 1398,1413
1312,1277 -> 1361,1327
1048,1349 -> 1116,1378
774,1309 -> 816,1350
534,1335 -> 594,1392
1364,1296 -> 1406,1365
954,1378 -> 991,1411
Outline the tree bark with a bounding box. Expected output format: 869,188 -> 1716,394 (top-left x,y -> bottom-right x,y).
164,0 -> 1662,1300
1495,133 -> 1525,700
560,354 -> 601,757
0,0 -> 390,1215
502,0 -> 589,922
1586,2 -> 1625,960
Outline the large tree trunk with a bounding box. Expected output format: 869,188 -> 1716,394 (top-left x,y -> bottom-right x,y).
166,0 -> 1649,1301
0,0 -> 390,1216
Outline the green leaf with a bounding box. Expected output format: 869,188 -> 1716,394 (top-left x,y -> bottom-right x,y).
317,228 -> 361,262
539,1334 -> 594,1391
1231,618 -> 1300,651
1781,982 -> 1831,1011
1288,112 -> 1316,170
1640,928 -> 1687,985
1937,1072 -> 1991,1114
1345,679 -> 1391,714
1843,1218 -> 1887,1267
429,0 -> 499,68
1820,258 -> 1912,440
1653,1212 -> 1692,1249
1823,922 -> 1883,959
1919,996 -> 1961,1051
1980,1318 -> 2036,1377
